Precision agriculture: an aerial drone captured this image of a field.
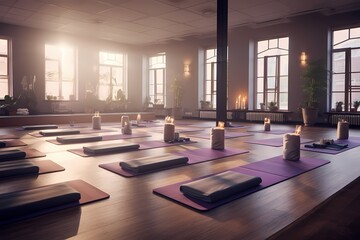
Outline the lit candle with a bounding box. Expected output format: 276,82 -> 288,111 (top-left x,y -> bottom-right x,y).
235,100 -> 238,109
264,118 -> 271,131
121,115 -> 129,128
92,111 -> 101,130
337,119 -> 349,140
238,95 -> 241,109
283,125 -> 302,161
164,116 -> 175,142
122,121 -> 132,135
241,96 -> 246,109
136,113 -> 141,125
211,121 -> 225,150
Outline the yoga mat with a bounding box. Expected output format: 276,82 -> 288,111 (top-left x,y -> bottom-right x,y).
29,128 -> 115,137
99,147 -> 249,177
189,132 -> 252,139
68,140 -> 197,157
301,138 -> 360,154
0,149 -> 46,161
48,133 -> 152,145
245,137 -> 313,147
0,140 -> 27,148
151,127 -> 205,134
0,160 -> 65,178
153,155 -> 329,211
247,129 -> 290,135
0,179 -> 109,225
0,134 -> 19,139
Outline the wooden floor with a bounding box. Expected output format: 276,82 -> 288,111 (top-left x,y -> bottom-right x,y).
0,119 -> 359,240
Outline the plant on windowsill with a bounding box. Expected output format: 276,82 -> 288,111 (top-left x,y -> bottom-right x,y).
259,102 -> 266,110
0,95 -> 17,115
352,100 -> 360,112
268,101 -> 278,111
301,60 -> 328,126
335,101 -> 343,112
15,76 -> 38,114
200,100 -> 212,110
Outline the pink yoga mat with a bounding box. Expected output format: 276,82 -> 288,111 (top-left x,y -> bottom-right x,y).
99,147 -> 249,177
68,140 -> 197,157
245,137 -> 313,147
0,179 -> 109,225
153,155 -> 329,211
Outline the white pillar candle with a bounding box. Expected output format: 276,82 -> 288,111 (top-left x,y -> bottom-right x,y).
122,122 -> 132,135
337,120 -> 349,140
121,115 -> 129,128
92,111 -> 101,130
283,133 -> 300,161
264,118 -> 271,131
164,123 -> 175,142
137,113 -> 141,125
211,122 -> 225,150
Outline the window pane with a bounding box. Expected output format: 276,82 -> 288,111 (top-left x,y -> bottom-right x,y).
267,57 -> 276,76
279,93 -> 288,110
351,73 -> 360,86
99,66 -> 110,85
332,74 -> 345,91
45,81 -> 59,97
0,57 -> 8,75
0,39 -> 7,55
280,55 -> 288,75
99,85 -> 110,100
257,58 -> 264,77
350,27 -> 360,38
61,82 -> 74,100
331,93 -> 344,109
0,81 -> 8,97
351,49 -> 360,72
157,85 -> 163,94
45,60 -> 59,81
280,77 -> 288,92
333,29 -> 348,45
279,37 -> 289,50
206,81 -> 211,94
267,77 -> 276,88
149,84 -> 154,96
257,40 -> 268,53
333,52 -> 345,73
269,39 -> 277,48
257,77 -> 264,92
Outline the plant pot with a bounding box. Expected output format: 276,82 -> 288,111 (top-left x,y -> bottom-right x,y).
302,107 -> 318,126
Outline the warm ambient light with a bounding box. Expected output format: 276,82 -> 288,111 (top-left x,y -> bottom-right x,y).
184,64 -> 190,73
300,52 -> 307,66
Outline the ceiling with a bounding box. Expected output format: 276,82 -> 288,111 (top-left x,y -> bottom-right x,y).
0,0 -> 360,46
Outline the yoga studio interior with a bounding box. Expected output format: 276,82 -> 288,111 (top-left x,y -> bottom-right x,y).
1,0 -> 360,239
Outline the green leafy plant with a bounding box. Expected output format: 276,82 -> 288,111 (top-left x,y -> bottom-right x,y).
268,101 -> 278,111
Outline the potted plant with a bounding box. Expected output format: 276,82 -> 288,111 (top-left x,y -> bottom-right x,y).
301,60 -> 328,126
336,101 -> 343,112
259,103 -> 266,110
268,101 -> 278,111
200,100 -> 212,110
0,95 -> 17,115
353,100 -> 360,111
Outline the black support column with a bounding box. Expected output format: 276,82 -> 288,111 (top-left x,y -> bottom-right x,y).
216,0 -> 228,126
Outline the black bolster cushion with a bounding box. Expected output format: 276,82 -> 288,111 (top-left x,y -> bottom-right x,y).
83,143 -> 140,154
0,150 -> 27,161
120,154 -> 189,173
57,135 -> 103,144
0,184 -> 81,221
0,161 -> 39,178
22,125 -> 58,130
180,171 -> 262,203
39,129 -> 81,136
0,141 -> 6,147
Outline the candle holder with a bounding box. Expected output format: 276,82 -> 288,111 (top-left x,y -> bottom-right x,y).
283,125 -> 301,161
92,111 -> 101,130
122,121 -> 132,135
211,121 -> 225,150
337,119 -> 349,140
164,116 -> 175,142
136,113 -> 141,125
121,115 -> 129,128
264,118 -> 271,131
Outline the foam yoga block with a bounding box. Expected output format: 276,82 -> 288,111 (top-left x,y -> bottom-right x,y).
39,129 -> 81,136
0,161 -> 39,178
180,171 -> 262,203
57,135 -> 103,144
120,154 -> 189,173
0,184 -> 81,221
83,143 -> 140,154
0,150 -> 26,161
22,125 -> 58,130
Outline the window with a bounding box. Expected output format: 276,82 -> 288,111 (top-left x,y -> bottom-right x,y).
256,37 -> 289,110
45,44 -> 77,100
148,53 -> 166,106
0,37 -> 11,98
331,27 -> 360,111
99,51 -> 127,101
205,48 -> 217,109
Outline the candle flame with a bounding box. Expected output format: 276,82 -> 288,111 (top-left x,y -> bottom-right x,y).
94,111 -> 99,117
295,125 -> 302,135
165,116 -> 174,124
218,121 -> 225,128
264,118 -> 270,124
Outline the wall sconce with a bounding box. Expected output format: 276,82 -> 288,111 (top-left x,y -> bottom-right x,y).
184,64 -> 190,74
300,52 -> 307,66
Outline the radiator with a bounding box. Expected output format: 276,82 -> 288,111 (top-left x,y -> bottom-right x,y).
329,114 -> 360,125
246,112 -> 286,122
199,111 -> 233,120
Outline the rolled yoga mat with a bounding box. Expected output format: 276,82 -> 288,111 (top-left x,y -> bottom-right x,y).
0,149 -> 26,161
22,125 -> 58,130
180,171 -> 262,203
120,154 -> 189,173
83,142 -> 140,154
0,161 -> 39,178
56,135 -> 103,144
0,140 -> 27,148
39,129 -> 81,136
0,179 -> 109,224
245,137 -> 313,147
301,137 -> 360,154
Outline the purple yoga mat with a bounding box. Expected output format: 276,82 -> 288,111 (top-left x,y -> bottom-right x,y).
301,138 -> 360,154
0,134 -> 19,139
247,129 -> 290,135
99,147 -> 249,177
47,133 -> 151,145
189,132 -> 252,139
68,140 -> 197,157
245,137 -> 313,147
151,127 -> 205,133
153,155 -> 330,211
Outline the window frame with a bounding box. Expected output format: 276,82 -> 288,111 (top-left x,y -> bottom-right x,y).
148,52 -> 166,106
0,37 -> 12,99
